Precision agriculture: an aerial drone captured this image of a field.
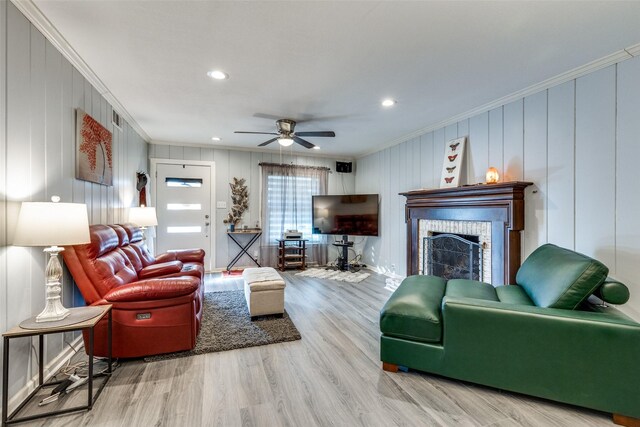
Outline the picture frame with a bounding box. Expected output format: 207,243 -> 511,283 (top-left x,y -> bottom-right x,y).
439,136 -> 466,188
76,108 -> 113,186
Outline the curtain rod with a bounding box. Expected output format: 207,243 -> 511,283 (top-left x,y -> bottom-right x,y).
258,162 -> 332,172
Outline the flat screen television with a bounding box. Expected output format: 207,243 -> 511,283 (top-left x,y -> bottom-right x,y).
312,194 -> 379,237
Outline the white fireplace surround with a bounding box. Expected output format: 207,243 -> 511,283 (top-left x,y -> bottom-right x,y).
418,219 -> 492,284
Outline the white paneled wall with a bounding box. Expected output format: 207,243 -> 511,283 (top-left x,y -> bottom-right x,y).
547,82 -> 575,250
575,67 -> 616,269
522,91 -> 547,257
149,145 -> 355,268
356,59 -> 640,320
0,0 -> 7,375
616,57 -> 640,321
0,2 -> 148,399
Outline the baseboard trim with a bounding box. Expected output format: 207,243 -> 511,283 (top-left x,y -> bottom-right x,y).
4,336 -> 84,417
370,265 -> 405,281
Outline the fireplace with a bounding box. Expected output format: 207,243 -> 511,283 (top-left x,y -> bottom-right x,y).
401,182 -> 532,286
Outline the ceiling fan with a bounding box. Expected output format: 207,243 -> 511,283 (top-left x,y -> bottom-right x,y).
234,119 -> 335,149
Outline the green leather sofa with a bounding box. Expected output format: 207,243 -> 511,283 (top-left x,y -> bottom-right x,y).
380,244 -> 640,425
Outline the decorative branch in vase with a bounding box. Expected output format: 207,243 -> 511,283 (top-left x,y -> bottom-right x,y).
223,177 -> 248,231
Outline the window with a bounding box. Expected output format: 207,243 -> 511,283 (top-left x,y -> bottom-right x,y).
166,203 -> 202,211
165,177 -> 203,187
260,163 -> 329,266
265,175 -> 321,244
167,226 -> 202,233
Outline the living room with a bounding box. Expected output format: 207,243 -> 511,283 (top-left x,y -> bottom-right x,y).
1,1 -> 640,426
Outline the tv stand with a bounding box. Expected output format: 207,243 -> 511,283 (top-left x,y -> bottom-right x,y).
332,237 -> 354,271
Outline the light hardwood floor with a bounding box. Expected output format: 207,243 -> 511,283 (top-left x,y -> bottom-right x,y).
19,271 -> 610,426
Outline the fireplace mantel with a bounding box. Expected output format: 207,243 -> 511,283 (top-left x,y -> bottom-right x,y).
401,181 -> 532,285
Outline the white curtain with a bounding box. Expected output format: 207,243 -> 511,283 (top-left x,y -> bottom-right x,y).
259,163 -> 329,267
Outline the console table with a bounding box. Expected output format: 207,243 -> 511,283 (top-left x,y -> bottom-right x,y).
2,305 -> 112,426
226,230 -> 262,271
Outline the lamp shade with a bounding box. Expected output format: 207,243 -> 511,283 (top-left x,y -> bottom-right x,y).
129,207 -> 158,227
13,201 -> 90,247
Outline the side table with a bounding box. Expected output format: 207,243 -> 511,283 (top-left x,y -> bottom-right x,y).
277,239 -> 308,271
2,305 -> 112,426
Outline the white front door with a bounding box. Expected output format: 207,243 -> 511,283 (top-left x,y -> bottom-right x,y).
155,162 -> 213,270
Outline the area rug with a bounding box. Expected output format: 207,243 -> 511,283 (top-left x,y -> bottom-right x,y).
222,269 -> 244,277
295,268 -> 370,283
144,290 -> 301,362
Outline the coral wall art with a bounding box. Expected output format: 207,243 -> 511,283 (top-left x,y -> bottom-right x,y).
76,109 -> 113,186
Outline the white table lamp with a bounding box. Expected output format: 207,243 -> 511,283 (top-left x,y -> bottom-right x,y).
128,206 -> 158,230
13,196 -> 90,322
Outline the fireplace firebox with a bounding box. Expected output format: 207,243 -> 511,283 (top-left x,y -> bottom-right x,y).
423,233 -> 483,281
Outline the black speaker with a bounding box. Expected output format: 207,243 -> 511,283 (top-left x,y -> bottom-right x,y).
336,161 -> 352,173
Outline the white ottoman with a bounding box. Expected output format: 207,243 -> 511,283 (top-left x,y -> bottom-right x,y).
242,267 -> 286,319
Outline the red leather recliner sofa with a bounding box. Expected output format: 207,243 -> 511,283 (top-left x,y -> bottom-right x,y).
62,223 -> 205,358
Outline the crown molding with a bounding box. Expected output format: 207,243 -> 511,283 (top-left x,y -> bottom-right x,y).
150,140 -> 355,161
626,42 -> 640,57
12,0 -> 639,158
11,0 -> 151,142
357,46 -> 635,158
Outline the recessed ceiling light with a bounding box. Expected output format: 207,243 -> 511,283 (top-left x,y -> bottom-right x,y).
207,70 -> 228,80
211,137 -> 221,141
381,99 -> 396,107
312,146 -> 320,150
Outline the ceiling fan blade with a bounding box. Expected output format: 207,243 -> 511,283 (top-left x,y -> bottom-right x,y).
294,131 -> 335,137
292,136 -> 315,149
258,137 -> 279,147
234,131 -> 278,135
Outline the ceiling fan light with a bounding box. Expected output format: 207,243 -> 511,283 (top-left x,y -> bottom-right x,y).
211,137 -> 221,141
312,146 -> 320,150
382,99 -> 396,107
278,137 -> 294,147
207,70 -> 229,80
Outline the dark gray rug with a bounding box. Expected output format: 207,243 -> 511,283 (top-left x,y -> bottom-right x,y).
144,290 -> 301,362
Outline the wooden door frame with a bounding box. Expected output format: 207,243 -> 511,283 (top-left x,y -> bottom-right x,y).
150,158 -> 216,272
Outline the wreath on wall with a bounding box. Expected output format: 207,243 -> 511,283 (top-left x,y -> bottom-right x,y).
223,177 -> 248,226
